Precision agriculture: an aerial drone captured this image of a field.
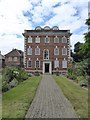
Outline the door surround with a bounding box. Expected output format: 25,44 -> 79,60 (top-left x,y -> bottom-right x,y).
43,61 -> 52,74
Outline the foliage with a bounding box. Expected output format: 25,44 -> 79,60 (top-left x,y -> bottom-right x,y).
2,67 -> 29,92
67,60 -> 88,84
71,42 -> 84,62
34,71 -> 40,76
71,18 -> 90,77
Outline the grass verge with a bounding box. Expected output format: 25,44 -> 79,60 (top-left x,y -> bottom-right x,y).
2,76 -> 42,119
53,75 -> 88,118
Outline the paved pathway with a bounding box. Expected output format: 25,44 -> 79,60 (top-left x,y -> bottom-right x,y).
25,75 -> 77,118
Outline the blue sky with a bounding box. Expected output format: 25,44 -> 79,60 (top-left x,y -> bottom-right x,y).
0,0 -> 89,54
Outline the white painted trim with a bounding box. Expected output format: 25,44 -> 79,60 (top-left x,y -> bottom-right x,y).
35,60 -> 40,68
43,61 -> 52,74
43,49 -> 49,60
27,60 -> 32,68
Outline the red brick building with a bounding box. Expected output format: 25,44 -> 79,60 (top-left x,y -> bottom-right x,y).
23,26 -> 71,74
5,49 -> 24,67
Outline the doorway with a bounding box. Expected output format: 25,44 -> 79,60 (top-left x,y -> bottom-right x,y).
45,63 -> 49,73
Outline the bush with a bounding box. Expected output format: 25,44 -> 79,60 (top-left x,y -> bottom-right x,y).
2,67 -> 29,92
16,69 -> 28,83
2,83 -> 10,92
28,73 -> 32,77
79,80 -> 88,87
9,78 -> 18,88
34,71 -> 40,76
56,71 -> 59,76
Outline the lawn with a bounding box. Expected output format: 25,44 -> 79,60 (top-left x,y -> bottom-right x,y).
53,75 -> 88,118
2,76 -> 42,119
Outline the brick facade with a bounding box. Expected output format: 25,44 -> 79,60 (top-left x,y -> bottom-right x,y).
23,26 -> 71,74
5,49 -> 24,67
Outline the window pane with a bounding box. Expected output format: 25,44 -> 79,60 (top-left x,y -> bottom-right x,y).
27,48 -> 32,55
14,57 -> 17,62
35,37 -> 40,43
62,37 -> 67,43
45,37 -> 50,43
44,50 -> 49,59
62,60 -> 67,68
54,60 -> 59,68
8,57 -> 12,61
28,37 -> 32,43
36,61 -> 40,68
54,37 -> 59,43
28,60 -> 32,67
54,48 -> 59,55
35,48 -> 40,55
62,48 -> 67,55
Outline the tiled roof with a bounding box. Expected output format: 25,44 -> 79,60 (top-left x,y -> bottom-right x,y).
5,49 -> 23,57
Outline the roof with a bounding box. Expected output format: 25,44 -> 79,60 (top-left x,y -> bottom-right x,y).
5,49 -> 23,57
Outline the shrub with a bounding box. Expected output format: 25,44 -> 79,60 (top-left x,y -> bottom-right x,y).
79,80 -> 88,87
28,73 -> 32,77
16,69 -> 28,83
9,78 -> 18,88
34,71 -> 40,76
2,83 -> 10,92
2,67 -> 29,92
56,71 -> 59,76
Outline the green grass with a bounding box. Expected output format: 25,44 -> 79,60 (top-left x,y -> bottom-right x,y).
2,76 -> 42,118
53,75 -> 88,118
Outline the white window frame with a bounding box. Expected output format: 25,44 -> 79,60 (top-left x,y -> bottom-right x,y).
62,60 -> 67,68
62,48 -> 67,55
8,57 -> 12,62
27,47 -> 32,55
28,36 -> 32,43
35,36 -> 40,43
45,36 -> 50,43
35,60 -> 40,68
54,47 -> 59,55
35,47 -> 40,55
54,36 -> 59,43
13,57 -> 17,62
62,36 -> 67,43
27,60 -> 32,68
54,59 -> 59,68
43,49 -> 49,60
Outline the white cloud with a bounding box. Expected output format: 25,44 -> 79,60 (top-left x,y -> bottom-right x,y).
0,34 -> 24,55
70,34 -> 85,50
0,0 -> 89,55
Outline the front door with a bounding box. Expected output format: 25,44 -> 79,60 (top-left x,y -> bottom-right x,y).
43,61 -> 52,74
45,63 -> 49,73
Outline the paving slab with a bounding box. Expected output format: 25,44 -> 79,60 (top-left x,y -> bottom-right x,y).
25,75 -> 78,118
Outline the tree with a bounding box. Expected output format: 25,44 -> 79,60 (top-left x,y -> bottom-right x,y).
78,18 -> 90,76
71,42 -> 83,62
